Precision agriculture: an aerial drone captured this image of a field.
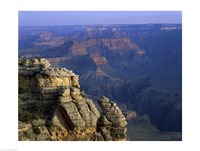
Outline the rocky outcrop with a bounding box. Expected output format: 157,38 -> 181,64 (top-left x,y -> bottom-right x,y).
18,58 -> 127,141
98,96 -> 127,141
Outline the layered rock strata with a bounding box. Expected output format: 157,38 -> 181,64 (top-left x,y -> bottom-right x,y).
98,96 -> 127,141
18,58 -> 127,141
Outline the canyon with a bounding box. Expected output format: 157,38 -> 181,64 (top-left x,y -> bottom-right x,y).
19,24 -> 182,140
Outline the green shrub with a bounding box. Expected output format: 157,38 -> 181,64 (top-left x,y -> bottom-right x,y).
18,76 -> 27,94
19,59 -> 27,66
18,98 -> 44,122
29,59 -> 34,67
24,131 -> 31,138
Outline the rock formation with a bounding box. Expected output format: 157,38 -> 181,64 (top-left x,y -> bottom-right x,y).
18,58 -> 127,141
98,97 -> 127,141
68,38 -> 143,57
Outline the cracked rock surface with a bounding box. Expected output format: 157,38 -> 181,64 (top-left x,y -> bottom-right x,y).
18,58 -> 127,141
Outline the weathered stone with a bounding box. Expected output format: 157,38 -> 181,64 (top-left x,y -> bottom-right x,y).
32,119 -> 45,127
74,99 -> 87,110
74,101 -> 91,125
89,112 -> 98,127
18,130 -> 25,138
71,76 -> 80,88
32,58 -> 40,64
99,100 -> 111,112
110,101 -> 117,106
70,87 -> 80,97
100,127 -> 112,141
19,122 -> 32,130
119,121 -> 128,127
72,95 -> 83,101
58,96 -> 72,103
59,87 -> 70,96
52,109 -> 62,127
85,99 -> 95,108
93,132 -> 104,141
39,58 -> 51,68
86,98 -> 100,118
39,87 -> 58,94
99,96 -> 110,103
111,133 -> 126,140
60,102 -> 86,128
100,115 -> 112,126
110,127 -> 127,134
98,96 -> 127,141
35,93 -> 58,99
37,76 -> 72,87
18,58 -> 127,141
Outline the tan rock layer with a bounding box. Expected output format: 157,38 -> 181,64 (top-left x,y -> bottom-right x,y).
18,58 -> 127,141
98,96 -> 127,141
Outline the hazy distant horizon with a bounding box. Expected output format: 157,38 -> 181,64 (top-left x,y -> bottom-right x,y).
18,23 -> 182,27
19,11 -> 182,26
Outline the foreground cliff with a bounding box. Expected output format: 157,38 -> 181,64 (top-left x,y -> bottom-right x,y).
18,58 -> 127,141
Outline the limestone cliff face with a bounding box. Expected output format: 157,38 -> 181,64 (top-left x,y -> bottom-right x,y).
18,58 -> 127,141
69,38 -> 143,56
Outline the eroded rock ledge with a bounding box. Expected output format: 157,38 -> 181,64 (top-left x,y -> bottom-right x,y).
18,58 -> 127,141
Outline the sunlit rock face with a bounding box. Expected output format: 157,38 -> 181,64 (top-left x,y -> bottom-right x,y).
18,58 -> 127,141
